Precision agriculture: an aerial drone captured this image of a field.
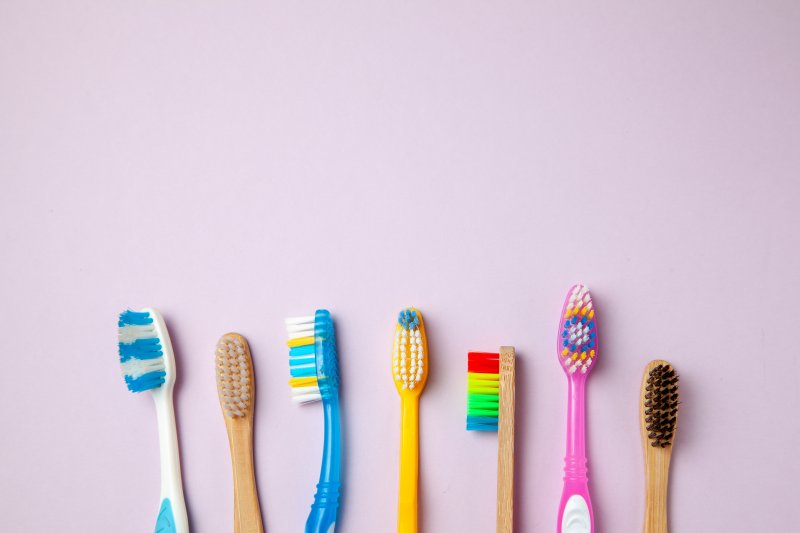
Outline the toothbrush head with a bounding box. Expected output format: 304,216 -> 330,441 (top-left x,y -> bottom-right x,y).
215,333 -> 254,419
466,352 -> 499,431
117,308 -> 175,393
558,284 -> 598,376
393,308 -> 428,395
286,310 -> 339,404
643,361 -> 679,448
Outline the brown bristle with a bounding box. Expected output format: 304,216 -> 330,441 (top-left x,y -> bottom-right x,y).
215,333 -> 253,418
643,364 -> 679,447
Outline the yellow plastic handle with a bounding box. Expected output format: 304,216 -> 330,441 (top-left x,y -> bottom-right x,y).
398,395 -> 420,533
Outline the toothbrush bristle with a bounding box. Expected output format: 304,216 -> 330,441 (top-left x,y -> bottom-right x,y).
117,309 -> 166,392
466,352 -> 499,431
558,285 -> 598,375
393,308 -> 427,391
215,333 -> 253,418
644,364 -> 679,447
286,315 -> 322,404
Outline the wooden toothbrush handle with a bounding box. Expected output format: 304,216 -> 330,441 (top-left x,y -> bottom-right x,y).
643,449 -> 670,533
228,423 -> 264,533
496,347 -> 515,533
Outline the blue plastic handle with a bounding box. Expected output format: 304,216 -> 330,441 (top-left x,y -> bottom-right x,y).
305,395 -> 341,533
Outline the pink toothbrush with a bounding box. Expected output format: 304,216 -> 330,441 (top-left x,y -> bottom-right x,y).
556,284 -> 598,533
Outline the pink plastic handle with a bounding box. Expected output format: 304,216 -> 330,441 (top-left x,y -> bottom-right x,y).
557,376 -> 594,533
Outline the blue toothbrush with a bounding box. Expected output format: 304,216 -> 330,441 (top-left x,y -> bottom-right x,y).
286,310 -> 342,533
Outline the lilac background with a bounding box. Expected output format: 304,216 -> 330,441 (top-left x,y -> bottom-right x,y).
2,1 -> 799,531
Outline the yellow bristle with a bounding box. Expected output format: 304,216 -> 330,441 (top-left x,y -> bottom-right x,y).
590,349 -> 596,358
287,336 -> 314,348
589,310 -> 594,319
572,353 -> 578,361
289,377 -> 318,388
562,348 -> 569,357
581,352 -> 587,360
580,306 -> 588,316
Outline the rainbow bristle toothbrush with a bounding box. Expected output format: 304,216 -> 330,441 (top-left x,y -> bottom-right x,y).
392,308 -> 428,533
640,360 -> 680,533
285,310 -> 341,533
117,309 -> 189,533
556,285 -> 598,533
466,348 -> 516,533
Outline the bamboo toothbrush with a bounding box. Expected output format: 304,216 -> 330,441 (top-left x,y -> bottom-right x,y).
392,308 -> 429,533
117,308 -> 189,533
556,285 -> 598,533
466,348 -> 516,533
215,333 -> 264,533
285,311 -> 342,533
640,360 -> 680,533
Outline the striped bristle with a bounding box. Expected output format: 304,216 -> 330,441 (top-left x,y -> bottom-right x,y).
286,315 -> 321,404
393,308 -> 426,391
466,352 -> 500,431
558,284 -> 598,375
117,309 -> 166,393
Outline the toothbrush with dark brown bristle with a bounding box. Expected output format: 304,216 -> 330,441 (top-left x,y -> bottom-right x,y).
640,360 -> 680,533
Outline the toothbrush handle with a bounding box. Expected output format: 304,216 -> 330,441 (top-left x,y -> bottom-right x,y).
558,379 -> 593,533
154,391 -> 189,533
306,396 -> 341,533
229,424 -> 264,533
397,396 -> 420,533
643,451 -> 671,533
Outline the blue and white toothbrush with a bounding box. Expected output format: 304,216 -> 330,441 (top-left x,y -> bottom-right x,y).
286,310 -> 342,533
118,309 -> 189,533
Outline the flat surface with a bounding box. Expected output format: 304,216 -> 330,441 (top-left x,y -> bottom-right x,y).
1,1 -> 799,531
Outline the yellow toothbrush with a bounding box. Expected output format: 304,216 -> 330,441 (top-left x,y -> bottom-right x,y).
393,308 -> 429,533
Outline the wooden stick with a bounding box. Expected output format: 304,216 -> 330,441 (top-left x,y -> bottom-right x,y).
496,346 -> 516,533
640,359 -> 678,533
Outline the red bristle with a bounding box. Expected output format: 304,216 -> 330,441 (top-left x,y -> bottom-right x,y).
468,352 -> 500,373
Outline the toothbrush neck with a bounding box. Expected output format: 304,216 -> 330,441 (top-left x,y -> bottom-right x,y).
565,378 -> 587,475
320,394 -> 342,484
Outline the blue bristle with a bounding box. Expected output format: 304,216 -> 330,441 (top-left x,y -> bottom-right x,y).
290,366 -> 317,378
118,310 -> 154,326
125,371 -> 166,392
563,339 -> 569,347
562,330 -> 568,337
118,339 -> 163,362
466,416 -> 499,431
588,341 -> 594,348
289,345 -> 315,357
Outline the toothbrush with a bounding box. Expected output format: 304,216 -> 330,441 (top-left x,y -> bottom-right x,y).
466,348 -> 516,533
640,360 -> 680,533
117,309 -> 189,533
215,333 -> 264,533
556,285 -> 598,533
392,308 -> 429,533
285,310 -> 341,533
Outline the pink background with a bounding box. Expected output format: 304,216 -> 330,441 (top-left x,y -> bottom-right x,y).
1,1 -> 799,531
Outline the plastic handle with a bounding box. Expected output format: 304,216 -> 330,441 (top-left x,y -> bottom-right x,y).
153,389 -> 189,533
558,378 -> 593,533
397,396 -> 420,533
306,396 -> 341,533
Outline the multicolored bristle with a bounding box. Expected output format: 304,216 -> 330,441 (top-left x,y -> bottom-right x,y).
558,285 -> 598,375
393,308 -> 427,392
286,315 -> 322,404
466,352 -> 499,431
117,309 -> 167,393
215,333 -> 253,418
644,363 -> 679,448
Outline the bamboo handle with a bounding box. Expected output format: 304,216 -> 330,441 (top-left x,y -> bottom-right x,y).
496,347 -> 515,533
228,421 -> 264,533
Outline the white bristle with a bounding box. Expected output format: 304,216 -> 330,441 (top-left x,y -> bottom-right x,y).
118,324 -> 157,343
215,334 -> 252,418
